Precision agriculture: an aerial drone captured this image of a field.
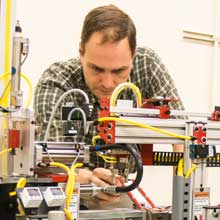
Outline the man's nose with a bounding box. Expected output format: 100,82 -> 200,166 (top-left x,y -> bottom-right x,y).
101,73 -> 115,89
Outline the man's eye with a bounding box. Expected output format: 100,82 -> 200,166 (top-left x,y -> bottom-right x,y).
93,67 -> 103,73
112,69 -> 124,74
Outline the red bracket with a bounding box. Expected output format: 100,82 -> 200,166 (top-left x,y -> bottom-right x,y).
97,121 -> 115,144
98,98 -> 115,143
210,110 -> 220,121
99,97 -> 111,117
142,97 -> 178,119
193,124 -> 207,144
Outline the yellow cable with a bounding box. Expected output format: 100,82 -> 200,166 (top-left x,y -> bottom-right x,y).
1,0 -> 11,178
98,117 -> 192,141
96,152 -> 117,163
0,72 -> 33,107
65,172 -> 74,207
177,158 -> 183,176
50,162 -> 83,216
110,82 -> 142,107
66,163 -> 83,208
0,82 -> 11,106
92,136 -> 117,163
9,177 -> 26,216
20,73 -> 33,107
185,164 -> 197,179
50,162 -> 70,173
92,135 -> 101,146
0,148 -> 12,156
9,177 -> 27,197
16,177 -> 27,188
64,208 -> 73,220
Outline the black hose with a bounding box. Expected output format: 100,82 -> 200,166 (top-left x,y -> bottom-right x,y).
90,144 -> 143,193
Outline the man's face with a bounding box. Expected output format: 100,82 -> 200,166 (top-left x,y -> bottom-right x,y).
79,32 -> 134,98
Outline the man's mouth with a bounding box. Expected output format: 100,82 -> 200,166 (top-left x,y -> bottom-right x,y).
99,89 -> 113,94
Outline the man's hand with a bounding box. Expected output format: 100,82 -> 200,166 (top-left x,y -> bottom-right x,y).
75,168 -> 125,205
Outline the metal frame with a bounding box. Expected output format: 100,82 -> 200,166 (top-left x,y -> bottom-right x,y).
98,104 -> 220,220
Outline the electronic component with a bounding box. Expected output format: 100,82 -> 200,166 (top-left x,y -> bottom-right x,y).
20,187 -> 43,208
43,187 -> 66,207
62,103 -> 93,120
63,120 -> 77,136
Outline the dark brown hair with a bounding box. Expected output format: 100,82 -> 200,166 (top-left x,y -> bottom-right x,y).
80,4 -> 136,56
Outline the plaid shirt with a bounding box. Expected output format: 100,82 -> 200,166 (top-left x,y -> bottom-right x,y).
34,47 -> 184,169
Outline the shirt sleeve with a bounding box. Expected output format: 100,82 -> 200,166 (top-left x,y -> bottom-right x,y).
147,51 -> 185,111
34,78 -> 66,142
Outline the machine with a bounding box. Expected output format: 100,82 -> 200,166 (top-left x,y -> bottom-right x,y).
1,22 -> 220,220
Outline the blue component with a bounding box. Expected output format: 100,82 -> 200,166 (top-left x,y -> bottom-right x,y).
11,67 -> 16,75
95,145 -> 100,151
190,144 -> 195,159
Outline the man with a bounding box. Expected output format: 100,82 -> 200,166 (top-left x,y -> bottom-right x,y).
34,4 -> 184,206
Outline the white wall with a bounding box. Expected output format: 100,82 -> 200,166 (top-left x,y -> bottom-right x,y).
13,0 -> 220,206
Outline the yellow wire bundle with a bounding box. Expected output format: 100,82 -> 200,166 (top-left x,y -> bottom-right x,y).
110,82 -> 142,107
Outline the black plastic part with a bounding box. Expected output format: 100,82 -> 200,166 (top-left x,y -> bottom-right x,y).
61,103 -> 93,121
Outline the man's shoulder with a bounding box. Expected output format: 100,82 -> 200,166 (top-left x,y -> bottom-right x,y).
43,58 -> 81,77
135,47 -> 158,60
37,58 -> 83,88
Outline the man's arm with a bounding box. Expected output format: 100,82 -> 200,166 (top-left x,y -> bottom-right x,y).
147,49 -> 185,111
34,82 -> 66,141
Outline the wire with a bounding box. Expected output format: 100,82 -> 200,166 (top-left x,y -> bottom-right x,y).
96,152 -> 117,163
177,158 -> 183,176
50,162 -> 70,173
67,107 -> 88,135
110,82 -> 142,107
90,144 -> 143,193
98,117 -> 192,141
43,89 -> 89,142
48,161 -> 83,218
0,148 -> 12,156
21,73 -> 33,107
20,53 -> 28,66
92,135 -> 117,163
64,208 -> 73,220
9,177 -> 27,197
65,163 -> 83,212
0,106 -> 20,113
44,145 -> 54,163
0,79 -> 11,103
177,158 -> 197,178
0,72 -> 33,107
1,0 -> 11,178
9,177 -> 27,216
71,150 -> 81,167
92,135 -> 101,146
185,164 -> 197,179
